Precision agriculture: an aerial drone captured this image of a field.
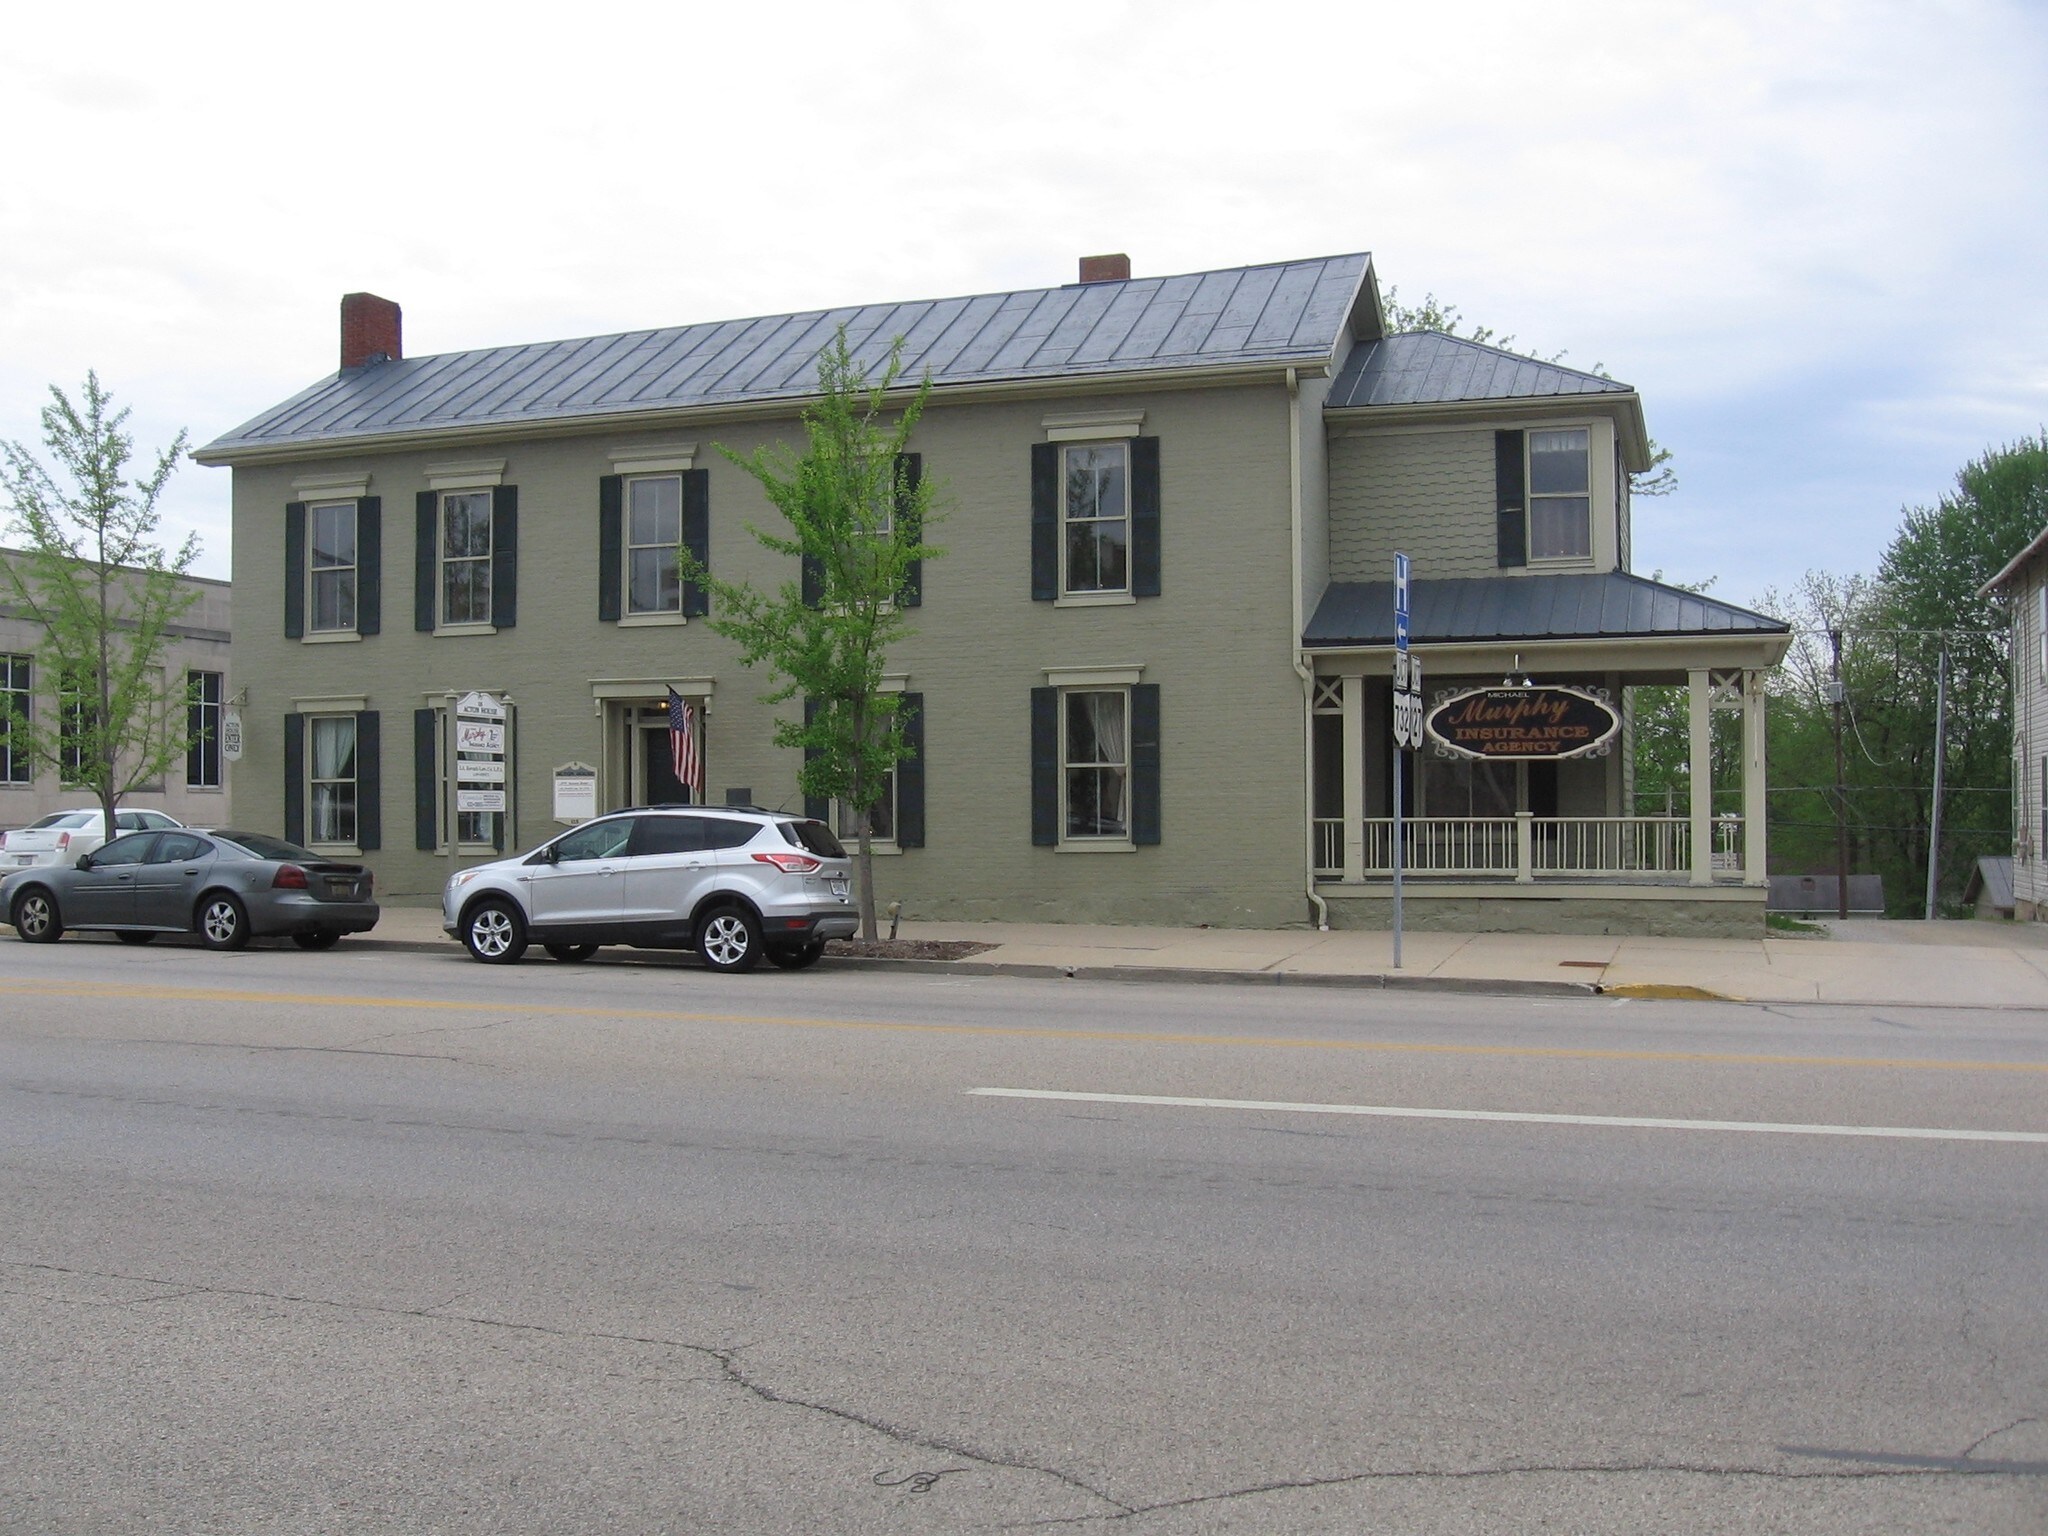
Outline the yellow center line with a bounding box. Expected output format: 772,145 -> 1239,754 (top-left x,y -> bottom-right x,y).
2,977 -> 2044,1074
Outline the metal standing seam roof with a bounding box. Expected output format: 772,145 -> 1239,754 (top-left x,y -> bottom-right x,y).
1302,571 -> 1791,648
1325,330 -> 1632,409
197,254 -> 1375,461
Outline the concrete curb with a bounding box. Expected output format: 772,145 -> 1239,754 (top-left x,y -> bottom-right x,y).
350,934 -> 1601,1000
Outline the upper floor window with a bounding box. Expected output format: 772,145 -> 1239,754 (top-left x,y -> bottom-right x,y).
441,491 -> 494,625
1,652 -> 29,785
1063,443 -> 1129,594
309,501 -> 358,631
627,475 -> 683,615
186,670 -> 224,789
1528,428 -> 1591,561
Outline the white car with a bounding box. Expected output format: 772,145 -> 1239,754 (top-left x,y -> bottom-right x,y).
0,807 -> 185,869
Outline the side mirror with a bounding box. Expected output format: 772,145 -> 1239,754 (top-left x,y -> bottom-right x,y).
75,853 -> 94,870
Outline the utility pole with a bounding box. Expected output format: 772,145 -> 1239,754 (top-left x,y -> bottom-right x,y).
1828,628 -> 1849,920
1924,641 -> 1949,921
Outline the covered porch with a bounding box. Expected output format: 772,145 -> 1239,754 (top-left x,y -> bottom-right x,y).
1301,572 -> 1794,935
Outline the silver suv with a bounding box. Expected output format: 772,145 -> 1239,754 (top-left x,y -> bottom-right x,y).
442,807 -> 856,971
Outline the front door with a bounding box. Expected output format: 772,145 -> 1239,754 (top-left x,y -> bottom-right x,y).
67,831 -> 157,926
525,817 -> 634,930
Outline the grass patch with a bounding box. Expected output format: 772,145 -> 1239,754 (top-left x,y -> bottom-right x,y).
1767,912 -> 1828,936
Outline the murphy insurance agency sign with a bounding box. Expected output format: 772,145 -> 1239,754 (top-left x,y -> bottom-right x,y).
1425,686 -> 1620,760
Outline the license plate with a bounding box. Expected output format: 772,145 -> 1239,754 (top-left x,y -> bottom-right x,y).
828,877 -> 849,897
12,855 -> 32,866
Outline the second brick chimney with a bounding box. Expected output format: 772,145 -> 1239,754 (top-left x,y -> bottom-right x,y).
1078,253 -> 1131,284
341,293 -> 402,370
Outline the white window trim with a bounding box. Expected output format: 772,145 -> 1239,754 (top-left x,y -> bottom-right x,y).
623,471 -> 686,619
608,443 -> 698,475
1058,439 -> 1133,598
425,460 -> 506,491
434,622 -> 498,638
1055,683 -> 1136,853
1043,410 -> 1144,442
1525,424 -> 1596,567
305,712 -> 361,853
306,498 -> 360,637
616,612 -> 688,629
292,473 -> 370,501
437,487 -> 496,632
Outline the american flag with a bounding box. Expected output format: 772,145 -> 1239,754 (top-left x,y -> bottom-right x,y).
666,688 -> 700,802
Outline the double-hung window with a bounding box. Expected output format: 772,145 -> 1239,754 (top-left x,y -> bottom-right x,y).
1,653 -> 29,784
309,715 -> 358,845
186,670 -> 224,789
835,769 -> 896,846
1063,690 -> 1129,841
440,491 -> 494,625
1063,444 -> 1129,594
1528,428 -> 1592,561
627,475 -> 683,615
309,501 -> 358,631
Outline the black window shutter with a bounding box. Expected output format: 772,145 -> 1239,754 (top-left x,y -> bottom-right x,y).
896,453 -> 923,608
1030,686 -> 1057,845
802,697 -> 828,822
1131,683 -> 1161,846
283,713 -> 305,846
801,552 -> 823,609
598,475 -> 623,622
357,496 -> 382,635
284,502 -> 307,639
896,692 -> 925,848
414,491 -> 437,631
1495,430 -> 1527,568
1030,443 -> 1058,601
414,708 -> 438,851
682,469 -> 710,617
356,710 -> 381,851
1130,436 -> 1161,597
491,485 -> 518,628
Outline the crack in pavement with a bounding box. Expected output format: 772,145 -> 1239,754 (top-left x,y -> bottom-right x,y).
5,1259 -> 1132,1518
1961,1416 -> 2043,1462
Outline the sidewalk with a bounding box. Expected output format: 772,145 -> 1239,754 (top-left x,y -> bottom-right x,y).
365,906 -> 2048,1008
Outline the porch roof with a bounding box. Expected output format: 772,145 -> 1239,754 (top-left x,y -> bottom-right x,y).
1303,570 -> 1790,648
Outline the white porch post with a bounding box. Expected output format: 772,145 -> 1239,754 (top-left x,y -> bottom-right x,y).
1742,668 -> 1768,886
1341,673 -> 1366,883
1688,668 -> 1712,886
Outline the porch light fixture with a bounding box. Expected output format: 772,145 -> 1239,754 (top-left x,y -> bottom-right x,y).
1502,653 -> 1534,688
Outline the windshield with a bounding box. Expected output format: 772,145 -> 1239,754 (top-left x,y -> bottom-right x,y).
212,831 -> 316,862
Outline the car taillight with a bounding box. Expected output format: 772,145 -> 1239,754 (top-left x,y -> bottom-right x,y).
55,832 -> 70,851
752,851 -> 822,874
272,864 -> 310,889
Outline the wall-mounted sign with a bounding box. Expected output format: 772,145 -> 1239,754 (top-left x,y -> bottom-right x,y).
455,690 -> 506,721
457,788 -> 507,813
456,721 -> 505,755
221,708 -> 244,763
553,762 -> 598,824
1425,686 -> 1620,760
456,758 -> 505,784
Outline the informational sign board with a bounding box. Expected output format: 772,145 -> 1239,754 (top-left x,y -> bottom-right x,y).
456,788 -> 507,813
456,721 -> 505,755
1393,652 -> 1424,750
221,709 -> 244,763
455,758 -> 505,784
553,763 -> 598,825
1425,686 -> 1621,760
455,690 -> 506,721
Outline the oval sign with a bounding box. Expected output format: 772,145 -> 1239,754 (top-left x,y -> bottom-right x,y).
1424,686 -> 1620,760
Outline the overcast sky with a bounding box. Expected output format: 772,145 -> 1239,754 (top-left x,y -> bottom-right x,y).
3,0 -> 2043,604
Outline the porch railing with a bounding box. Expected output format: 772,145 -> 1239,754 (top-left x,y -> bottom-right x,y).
1313,814 -> 1746,882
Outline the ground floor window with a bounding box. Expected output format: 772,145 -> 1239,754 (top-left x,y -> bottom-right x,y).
835,768 -> 896,845
309,715 -> 358,844
1,653 -> 29,784
1064,689 -> 1129,841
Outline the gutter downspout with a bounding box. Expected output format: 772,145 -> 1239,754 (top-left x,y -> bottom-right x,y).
1287,365 -> 1330,931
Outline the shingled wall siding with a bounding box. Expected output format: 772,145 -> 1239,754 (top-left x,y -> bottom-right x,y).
1327,428 -> 1498,581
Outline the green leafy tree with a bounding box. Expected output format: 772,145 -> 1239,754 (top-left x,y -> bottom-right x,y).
1380,284 -> 1676,496
687,330 -> 940,941
0,374 -> 199,831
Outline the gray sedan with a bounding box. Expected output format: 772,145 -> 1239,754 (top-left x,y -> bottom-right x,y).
0,829 -> 379,950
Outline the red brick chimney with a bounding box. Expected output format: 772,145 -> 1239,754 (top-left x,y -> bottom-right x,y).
340,293 -> 402,370
1078,253 -> 1131,284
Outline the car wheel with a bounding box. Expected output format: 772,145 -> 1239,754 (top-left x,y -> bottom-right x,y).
11,888 -> 63,943
292,930 -> 342,951
198,892 -> 252,951
544,943 -> 599,962
696,903 -> 762,973
115,931 -> 158,946
767,941 -> 825,970
463,900 -> 528,964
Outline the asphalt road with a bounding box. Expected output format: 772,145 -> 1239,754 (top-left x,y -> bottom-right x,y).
3,935 -> 2045,1534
